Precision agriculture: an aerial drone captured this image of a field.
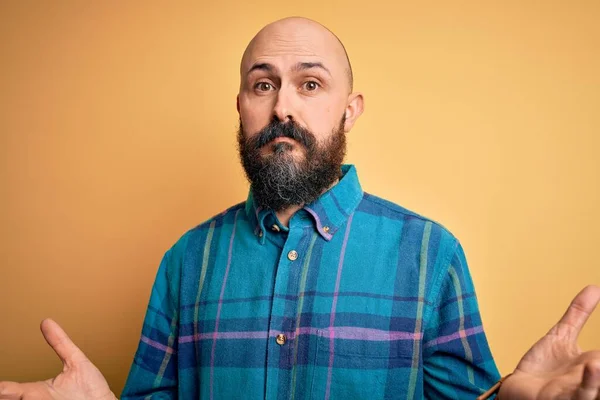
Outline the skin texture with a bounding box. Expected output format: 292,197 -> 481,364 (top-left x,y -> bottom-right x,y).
0,17 -> 599,400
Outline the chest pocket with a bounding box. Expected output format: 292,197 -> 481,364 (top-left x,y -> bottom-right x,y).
309,328 -> 415,400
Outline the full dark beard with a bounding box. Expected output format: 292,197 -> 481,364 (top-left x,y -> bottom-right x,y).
237,116 -> 346,212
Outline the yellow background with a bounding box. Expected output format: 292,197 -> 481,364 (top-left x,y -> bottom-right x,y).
1,1 -> 599,394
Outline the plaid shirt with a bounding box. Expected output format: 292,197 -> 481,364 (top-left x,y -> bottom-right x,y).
121,165 -> 500,400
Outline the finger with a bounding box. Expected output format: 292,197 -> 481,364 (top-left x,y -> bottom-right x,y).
553,285 -> 600,341
0,381 -> 23,399
40,318 -> 88,368
576,361 -> 600,400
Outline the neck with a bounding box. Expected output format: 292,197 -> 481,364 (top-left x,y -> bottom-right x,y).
274,177 -> 340,228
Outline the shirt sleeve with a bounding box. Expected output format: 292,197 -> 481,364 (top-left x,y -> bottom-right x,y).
121,247 -> 181,399
422,240 -> 501,399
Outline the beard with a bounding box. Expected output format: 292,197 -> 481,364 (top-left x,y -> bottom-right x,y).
237,115 -> 347,212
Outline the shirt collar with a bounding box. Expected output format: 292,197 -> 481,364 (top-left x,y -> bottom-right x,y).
245,164 -> 364,244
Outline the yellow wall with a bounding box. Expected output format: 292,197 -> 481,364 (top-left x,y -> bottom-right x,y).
1,1 -> 599,393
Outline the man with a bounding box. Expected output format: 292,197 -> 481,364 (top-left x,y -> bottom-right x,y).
1,16 -> 599,400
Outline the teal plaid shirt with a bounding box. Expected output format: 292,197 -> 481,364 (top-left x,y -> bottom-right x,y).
121,165 -> 500,399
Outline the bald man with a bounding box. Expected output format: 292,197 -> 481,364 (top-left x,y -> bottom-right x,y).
2,17 -> 599,400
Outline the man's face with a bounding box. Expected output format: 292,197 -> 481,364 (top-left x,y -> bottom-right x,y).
236,18 -> 363,211
237,20 -> 352,160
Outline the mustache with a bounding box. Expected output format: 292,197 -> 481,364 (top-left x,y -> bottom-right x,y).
252,119 -> 316,150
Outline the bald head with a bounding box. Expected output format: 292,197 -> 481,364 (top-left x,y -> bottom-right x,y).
240,17 -> 353,92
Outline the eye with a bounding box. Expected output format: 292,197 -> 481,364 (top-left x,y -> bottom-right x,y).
255,82 -> 275,92
302,81 -> 320,92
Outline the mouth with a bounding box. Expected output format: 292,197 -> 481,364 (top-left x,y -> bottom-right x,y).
260,137 -> 299,156
271,137 -> 296,145
261,137 -> 298,152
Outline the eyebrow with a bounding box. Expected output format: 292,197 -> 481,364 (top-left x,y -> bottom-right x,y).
247,61 -> 332,77
247,63 -> 273,75
292,62 -> 331,77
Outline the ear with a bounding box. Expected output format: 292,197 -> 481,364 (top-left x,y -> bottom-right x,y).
236,95 -> 240,114
343,92 -> 364,133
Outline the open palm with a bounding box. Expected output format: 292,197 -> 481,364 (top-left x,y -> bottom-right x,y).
498,285 -> 600,400
0,319 -> 116,400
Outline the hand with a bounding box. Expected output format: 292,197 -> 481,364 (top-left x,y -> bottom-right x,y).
498,285 -> 600,400
0,319 -> 116,400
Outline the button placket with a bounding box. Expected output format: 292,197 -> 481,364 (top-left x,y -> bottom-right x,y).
265,222 -> 308,400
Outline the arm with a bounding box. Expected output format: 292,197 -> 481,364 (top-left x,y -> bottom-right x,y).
0,244 -> 185,400
121,248 -> 181,399
422,241 -> 501,399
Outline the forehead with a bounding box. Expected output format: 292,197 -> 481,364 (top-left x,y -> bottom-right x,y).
241,23 -> 346,78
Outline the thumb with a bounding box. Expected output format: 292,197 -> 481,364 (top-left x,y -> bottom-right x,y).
551,285 -> 600,341
40,318 -> 88,368
0,381 -> 24,398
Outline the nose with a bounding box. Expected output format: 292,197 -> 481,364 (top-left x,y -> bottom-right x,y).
272,88 -> 295,123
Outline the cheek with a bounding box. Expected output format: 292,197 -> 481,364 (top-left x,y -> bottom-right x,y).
302,99 -> 343,138
239,95 -> 272,133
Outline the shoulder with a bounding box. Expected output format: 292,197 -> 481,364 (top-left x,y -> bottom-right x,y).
166,201 -> 247,260
358,192 -> 457,243
149,202 -> 247,300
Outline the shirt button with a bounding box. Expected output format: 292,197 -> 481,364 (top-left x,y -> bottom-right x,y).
258,230 -> 263,238
323,226 -> 330,233
276,334 -> 287,345
287,250 -> 298,261
271,224 -> 280,232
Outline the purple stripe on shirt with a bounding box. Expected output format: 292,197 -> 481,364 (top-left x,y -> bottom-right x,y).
178,326 -> 422,344
312,326 -> 422,341
423,325 -> 484,348
304,206 -> 334,240
254,206 -> 262,235
141,335 -> 175,354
